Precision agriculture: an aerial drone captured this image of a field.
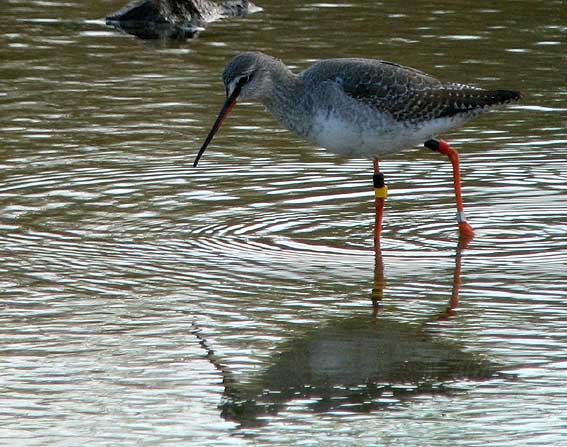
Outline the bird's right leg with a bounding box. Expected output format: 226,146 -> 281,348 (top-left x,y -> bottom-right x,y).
373,159 -> 388,249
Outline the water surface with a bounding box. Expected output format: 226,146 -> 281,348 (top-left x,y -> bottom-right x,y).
1,0 -> 566,446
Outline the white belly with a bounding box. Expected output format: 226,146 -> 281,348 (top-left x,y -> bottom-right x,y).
308,110 -> 467,159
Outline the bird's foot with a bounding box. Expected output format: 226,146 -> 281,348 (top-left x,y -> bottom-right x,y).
458,221 -> 475,246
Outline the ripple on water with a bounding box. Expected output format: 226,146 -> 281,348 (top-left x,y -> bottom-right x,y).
1,2 -> 567,443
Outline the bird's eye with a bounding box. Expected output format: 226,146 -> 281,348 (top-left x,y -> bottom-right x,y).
238,73 -> 254,86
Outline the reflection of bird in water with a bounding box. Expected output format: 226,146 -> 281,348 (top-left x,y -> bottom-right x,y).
194,52 -> 521,241
220,316 -> 499,426
106,0 -> 261,39
193,242 -> 505,427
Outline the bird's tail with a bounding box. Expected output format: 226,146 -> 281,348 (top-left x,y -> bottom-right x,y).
436,88 -> 522,119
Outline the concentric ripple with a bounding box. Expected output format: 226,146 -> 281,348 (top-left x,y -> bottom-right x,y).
1,0 -> 567,445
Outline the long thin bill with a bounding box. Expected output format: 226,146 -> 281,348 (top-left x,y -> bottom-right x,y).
193,95 -> 238,167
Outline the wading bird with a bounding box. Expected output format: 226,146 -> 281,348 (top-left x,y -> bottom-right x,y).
194,52 -> 521,242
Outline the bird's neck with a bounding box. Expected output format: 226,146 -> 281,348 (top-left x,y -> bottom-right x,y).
262,66 -> 312,138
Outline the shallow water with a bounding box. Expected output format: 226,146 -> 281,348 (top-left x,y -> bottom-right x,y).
1,0 -> 566,445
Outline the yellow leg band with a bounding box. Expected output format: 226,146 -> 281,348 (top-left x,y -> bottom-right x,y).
374,185 -> 388,199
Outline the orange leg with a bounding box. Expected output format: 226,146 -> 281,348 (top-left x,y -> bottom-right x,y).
373,159 -> 388,248
425,139 -> 475,240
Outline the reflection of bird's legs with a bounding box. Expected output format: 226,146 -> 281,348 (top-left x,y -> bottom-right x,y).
435,239 -> 468,321
371,243 -> 385,318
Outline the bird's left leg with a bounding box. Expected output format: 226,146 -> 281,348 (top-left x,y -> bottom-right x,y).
424,139 -> 475,240
373,159 -> 388,249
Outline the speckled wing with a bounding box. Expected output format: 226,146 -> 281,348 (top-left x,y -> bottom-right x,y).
302,58 -> 521,123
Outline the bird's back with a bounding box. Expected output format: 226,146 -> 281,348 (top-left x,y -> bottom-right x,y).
300,58 -> 521,124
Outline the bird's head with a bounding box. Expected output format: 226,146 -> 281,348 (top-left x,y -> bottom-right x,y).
193,52 -> 275,167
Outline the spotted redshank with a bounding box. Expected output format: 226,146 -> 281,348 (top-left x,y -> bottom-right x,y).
193,52 -> 521,242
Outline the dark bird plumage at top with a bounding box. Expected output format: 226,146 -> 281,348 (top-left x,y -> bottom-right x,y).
297,57 -> 521,123
106,0 -> 261,39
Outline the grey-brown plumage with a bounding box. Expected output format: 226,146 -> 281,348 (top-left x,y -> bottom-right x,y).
293,57 -> 521,126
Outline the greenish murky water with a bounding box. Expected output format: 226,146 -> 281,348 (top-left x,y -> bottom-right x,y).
1,1 -> 566,445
